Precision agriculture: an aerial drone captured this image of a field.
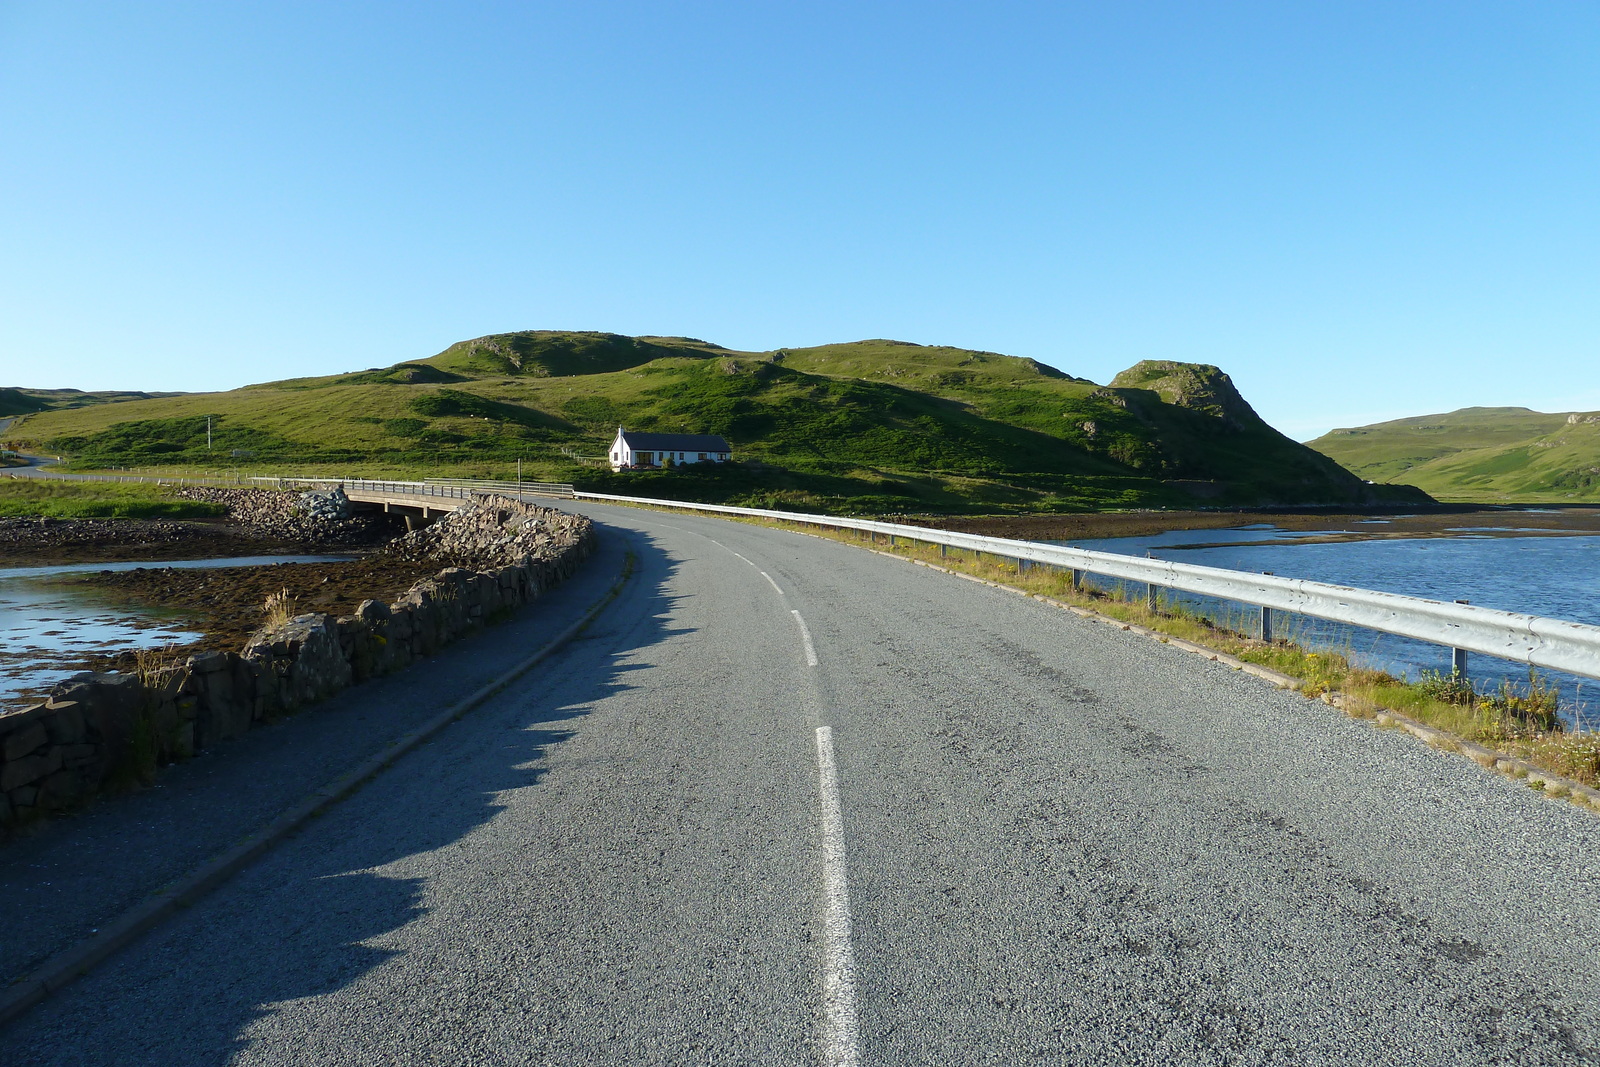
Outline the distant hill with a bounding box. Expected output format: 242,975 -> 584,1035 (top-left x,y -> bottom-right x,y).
6,331 -> 1428,514
0,386 -> 188,416
0,388 -> 48,417
1308,407 -> 1600,502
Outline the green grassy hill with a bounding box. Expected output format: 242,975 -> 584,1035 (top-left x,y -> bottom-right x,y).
0,386 -> 188,415
0,388 -> 48,417
3,331 -> 1426,514
1308,407 -> 1600,502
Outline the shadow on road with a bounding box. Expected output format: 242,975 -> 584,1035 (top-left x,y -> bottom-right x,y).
4,527 -> 690,1065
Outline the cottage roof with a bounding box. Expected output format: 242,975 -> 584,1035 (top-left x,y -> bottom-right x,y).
618,431 -> 731,452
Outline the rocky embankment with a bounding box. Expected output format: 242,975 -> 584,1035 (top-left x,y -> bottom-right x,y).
0,494 -> 596,837
173,486 -> 401,547
381,493 -> 589,570
0,486 -> 405,565
0,517 -> 225,563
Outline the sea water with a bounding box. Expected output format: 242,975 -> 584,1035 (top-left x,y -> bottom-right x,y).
1049,521 -> 1600,723
0,556 -> 350,707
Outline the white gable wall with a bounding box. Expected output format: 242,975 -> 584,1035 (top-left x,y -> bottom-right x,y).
608,428 -> 732,471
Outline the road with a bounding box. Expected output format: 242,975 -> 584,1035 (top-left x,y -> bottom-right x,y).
0,436 -> 59,476
4,500 -> 1600,1065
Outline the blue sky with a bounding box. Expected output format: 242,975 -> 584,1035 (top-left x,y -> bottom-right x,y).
1,1 -> 1595,439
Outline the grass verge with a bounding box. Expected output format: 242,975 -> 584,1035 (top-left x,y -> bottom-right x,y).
0,479 -> 228,520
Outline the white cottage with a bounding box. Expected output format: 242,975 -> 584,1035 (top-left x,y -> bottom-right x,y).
609,428 -> 732,471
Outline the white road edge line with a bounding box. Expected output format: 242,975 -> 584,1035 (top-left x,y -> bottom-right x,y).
761,570 -> 784,595
792,609 -> 819,666
814,726 -> 860,1067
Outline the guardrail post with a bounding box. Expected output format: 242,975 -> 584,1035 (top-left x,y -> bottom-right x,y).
1019,557 -> 1030,574
1071,568 -> 1083,592
1146,582 -> 1158,612
1453,600 -> 1470,676
1261,573 -> 1274,642
939,543 -> 946,559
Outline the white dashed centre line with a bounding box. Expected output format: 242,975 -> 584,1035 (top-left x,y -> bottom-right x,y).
760,571 -> 784,595
814,726 -> 859,1067
791,610 -> 819,667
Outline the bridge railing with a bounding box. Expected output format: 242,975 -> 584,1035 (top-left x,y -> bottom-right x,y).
568,490 -> 1600,683
331,478 -> 576,500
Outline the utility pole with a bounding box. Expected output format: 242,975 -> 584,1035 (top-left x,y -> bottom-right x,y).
517,457 -> 522,485
206,415 -> 213,452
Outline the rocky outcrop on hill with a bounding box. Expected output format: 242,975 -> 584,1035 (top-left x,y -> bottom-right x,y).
1108,360 -> 1262,430
0,495 -> 596,838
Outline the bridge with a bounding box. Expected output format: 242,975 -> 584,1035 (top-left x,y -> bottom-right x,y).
331,478 -> 576,529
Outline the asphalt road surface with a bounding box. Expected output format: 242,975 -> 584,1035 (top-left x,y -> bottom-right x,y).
4,501 -> 1599,1065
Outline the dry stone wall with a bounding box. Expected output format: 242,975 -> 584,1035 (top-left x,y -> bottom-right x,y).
0,495 -> 595,837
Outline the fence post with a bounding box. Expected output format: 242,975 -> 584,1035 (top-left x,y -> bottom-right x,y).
1453,600 -> 1470,676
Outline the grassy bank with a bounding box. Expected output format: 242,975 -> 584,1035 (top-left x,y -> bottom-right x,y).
736,514 -> 1600,792
0,480 -> 227,520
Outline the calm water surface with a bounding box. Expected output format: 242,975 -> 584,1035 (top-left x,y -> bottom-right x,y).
0,555 -> 350,706
1050,520 -> 1600,720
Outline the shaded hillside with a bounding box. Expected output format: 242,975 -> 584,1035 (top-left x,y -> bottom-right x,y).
8,331 -> 1427,514
0,389 -> 48,417
1309,407 -> 1600,502
424,331 -> 713,379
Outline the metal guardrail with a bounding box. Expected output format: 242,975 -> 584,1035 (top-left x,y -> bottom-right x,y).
18,467 -> 1599,680
569,490 -> 1600,683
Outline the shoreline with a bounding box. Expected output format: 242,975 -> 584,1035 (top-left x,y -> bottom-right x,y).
924,505 -> 1600,543
0,513 -> 406,568
1,507 -> 421,705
